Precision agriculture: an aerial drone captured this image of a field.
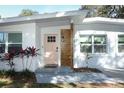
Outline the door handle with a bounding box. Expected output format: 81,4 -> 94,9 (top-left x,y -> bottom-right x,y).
56,47 -> 58,52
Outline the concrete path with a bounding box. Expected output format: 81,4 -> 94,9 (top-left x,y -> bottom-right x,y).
35,67 -> 124,83
35,72 -> 124,83
99,68 -> 124,80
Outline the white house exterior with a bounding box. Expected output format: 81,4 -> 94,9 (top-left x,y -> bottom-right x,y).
74,17 -> 124,70
0,10 -> 124,72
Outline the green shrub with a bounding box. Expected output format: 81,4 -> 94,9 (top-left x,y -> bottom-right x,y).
0,70 -> 7,76
0,69 -> 34,79
19,69 -> 34,78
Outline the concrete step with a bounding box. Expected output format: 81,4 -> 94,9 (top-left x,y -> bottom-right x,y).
35,66 -> 73,74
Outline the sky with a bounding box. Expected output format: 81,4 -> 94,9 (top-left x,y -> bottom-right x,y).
0,5 -> 81,18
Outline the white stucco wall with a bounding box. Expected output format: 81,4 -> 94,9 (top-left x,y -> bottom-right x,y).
0,23 -> 37,72
73,22 -> 124,70
0,23 -> 36,48
0,18 -> 71,72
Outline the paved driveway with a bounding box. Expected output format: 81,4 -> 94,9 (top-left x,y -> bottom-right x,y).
35,67 -> 124,83
35,72 -> 124,83
99,68 -> 124,80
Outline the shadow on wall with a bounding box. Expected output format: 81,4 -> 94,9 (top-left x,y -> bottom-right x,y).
0,56 -> 41,72
74,54 -> 124,70
73,25 -> 124,69
78,23 -> 124,32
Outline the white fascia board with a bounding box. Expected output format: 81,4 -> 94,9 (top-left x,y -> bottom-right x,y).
83,17 -> 124,24
0,10 -> 88,24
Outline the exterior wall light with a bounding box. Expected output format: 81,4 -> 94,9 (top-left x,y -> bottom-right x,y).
61,36 -> 64,42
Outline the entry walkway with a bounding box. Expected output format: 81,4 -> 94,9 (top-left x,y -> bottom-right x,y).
35,67 -> 124,83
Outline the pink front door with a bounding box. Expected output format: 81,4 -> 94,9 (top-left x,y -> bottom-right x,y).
44,34 -> 58,66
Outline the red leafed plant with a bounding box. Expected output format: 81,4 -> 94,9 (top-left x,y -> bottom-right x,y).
0,46 -> 40,71
20,48 -> 25,58
18,47 -> 40,70
19,48 -> 25,70
4,52 -> 15,71
26,47 -> 40,69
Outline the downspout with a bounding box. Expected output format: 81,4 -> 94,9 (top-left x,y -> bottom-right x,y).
70,22 -> 74,69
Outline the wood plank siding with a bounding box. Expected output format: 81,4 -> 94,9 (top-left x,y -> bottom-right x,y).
61,28 -> 73,68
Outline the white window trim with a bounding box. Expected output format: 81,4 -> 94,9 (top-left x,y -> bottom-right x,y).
80,34 -> 107,54
0,32 -> 22,53
92,35 -> 94,54
94,35 -> 107,54
118,34 -> 124,55
5,33 -> 8,53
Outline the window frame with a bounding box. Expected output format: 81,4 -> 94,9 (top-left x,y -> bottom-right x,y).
0,32 -> 22,53
93,35 -> 107,54
47,35 -> 56,43
118,34 -> 124,53
80,34 -> 107,54
0,32 -> 6,53
80,35 -> 92,53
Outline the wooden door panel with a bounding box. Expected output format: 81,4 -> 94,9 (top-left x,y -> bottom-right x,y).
61,29 -> 72,67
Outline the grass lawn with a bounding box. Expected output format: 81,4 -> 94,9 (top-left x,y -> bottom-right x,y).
0,70 -> 124,88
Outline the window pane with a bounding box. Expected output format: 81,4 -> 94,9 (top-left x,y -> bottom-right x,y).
8,33 -> 22,43
94,35 -> 106,44
8,44 -> 22,53
94,45 -> 106,53
47,36 -> 56,42
80,44 -> 92,53
0,44 -> 5,53
118,45 -> 124,52
118,35 -> 124,44
0,33 -> 5,43
80,35 -> 92,44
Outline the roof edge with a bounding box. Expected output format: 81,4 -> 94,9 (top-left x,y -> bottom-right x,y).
83,17 -> 124,23
0,10 -> 89,24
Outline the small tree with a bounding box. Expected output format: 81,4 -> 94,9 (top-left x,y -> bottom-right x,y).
19,9 -> 39,16
18,47 -> 40,71
28,47 -> 40,69
85,51 -> 92,68
24,47 -> 31,70
0,52 -> 16,71
19,48 -> 25,71
81,35 -> 92,68
0,46 -> 40,72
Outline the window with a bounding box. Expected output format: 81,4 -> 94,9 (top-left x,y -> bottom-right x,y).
47,36 -> 56,42
8,33 -> 22,53
0,32 -> 22,53
0,33 -> 5,53
80,35 -> 107,53
80,35 -> 92,53
94,35 -> 106,53
118,35 -> 124,53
